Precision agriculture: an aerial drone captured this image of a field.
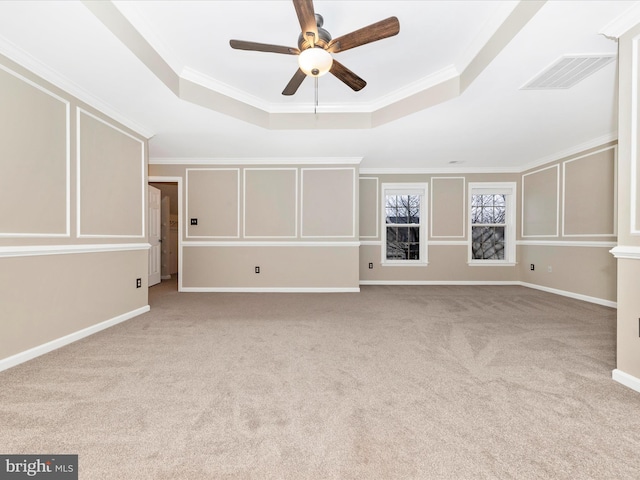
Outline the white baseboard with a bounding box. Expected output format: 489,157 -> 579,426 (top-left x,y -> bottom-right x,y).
161,275 -> 172,280
519,282 -> 616,308
180,287 -> 360,293
360,280 -> 518,286
612,369 -> 640,394
0,305 -> 150,373
359,280 -> 615,308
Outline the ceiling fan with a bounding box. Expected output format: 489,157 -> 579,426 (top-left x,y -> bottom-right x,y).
229,0 -> 400,96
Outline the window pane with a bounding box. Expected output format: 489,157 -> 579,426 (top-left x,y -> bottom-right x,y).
471,226 -> 505,260
470,195 -> 484,223
471,194 -> 506,224
408,195 -> 420,223
386,226 -> 420,260
386,194 -> 420,224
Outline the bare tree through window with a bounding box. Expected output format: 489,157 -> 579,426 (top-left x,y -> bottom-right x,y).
471,194 -> 506,260
385,194 -> 420,260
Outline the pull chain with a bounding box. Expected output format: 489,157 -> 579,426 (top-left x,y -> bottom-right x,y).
314,77 -> 318,115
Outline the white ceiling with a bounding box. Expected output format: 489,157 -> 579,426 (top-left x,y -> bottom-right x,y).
0,1 -> 637,171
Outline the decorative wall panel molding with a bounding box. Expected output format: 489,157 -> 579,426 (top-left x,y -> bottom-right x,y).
0,64 -> 70,238
77,108 -> 145,238
301,168 -> 356,238
431,177 -> 466,238
562,146 -> 616,237
359,177 -> 379,239
522,164 -> 559,237
186,168 -> 240,238
243,168 -> 298,238
632,34 -> 640,234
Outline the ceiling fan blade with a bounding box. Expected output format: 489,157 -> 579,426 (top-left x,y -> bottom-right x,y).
282,68 -> 307,96
327,16 -> 400,53
293,0 -> 318,47
329,60 -> 366,92
230,39 -> 299,55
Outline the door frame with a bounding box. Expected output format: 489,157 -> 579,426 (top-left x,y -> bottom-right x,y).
148,176 -> 183,291
148,184 -> 162,287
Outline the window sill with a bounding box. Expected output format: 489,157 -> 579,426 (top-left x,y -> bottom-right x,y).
382,261 -> 429,267
468,261 -> 516,267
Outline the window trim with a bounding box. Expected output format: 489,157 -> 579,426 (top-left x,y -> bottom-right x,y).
468,182 -> 516,266
381,183 -> 428,266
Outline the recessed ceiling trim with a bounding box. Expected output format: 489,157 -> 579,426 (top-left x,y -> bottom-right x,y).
182,64 -> 461,115
368,65 -> 460,111
112,0 -> 185,73
82,0 -> 544,130
181,66 -> 272,111
521,54 -> 616,90
455,0 -> 521,71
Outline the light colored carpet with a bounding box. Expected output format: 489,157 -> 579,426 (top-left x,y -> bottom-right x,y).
1,280 -> 640,479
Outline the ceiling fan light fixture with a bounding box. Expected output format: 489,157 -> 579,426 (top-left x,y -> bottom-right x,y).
298,47 -> 333,77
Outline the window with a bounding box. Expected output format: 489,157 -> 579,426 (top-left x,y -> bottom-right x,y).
382,183 -> 428,265
469,182 -> 516,265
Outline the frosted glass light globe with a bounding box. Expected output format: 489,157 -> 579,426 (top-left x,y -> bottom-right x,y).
298,47 -> 333,77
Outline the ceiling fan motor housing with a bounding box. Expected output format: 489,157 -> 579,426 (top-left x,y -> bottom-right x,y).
298,14 -> 332,50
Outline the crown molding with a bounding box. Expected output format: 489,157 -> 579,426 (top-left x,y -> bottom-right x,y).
149,157 -> 363,166
181,66 -> 272,112
519,133 -> 618,172
359,166 -> 522,175
369,66 -> 460,111
0,34 -> 154,139
599,1 -> 640,39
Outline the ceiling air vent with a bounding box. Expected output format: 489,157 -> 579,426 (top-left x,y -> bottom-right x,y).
521,55 -> 616,90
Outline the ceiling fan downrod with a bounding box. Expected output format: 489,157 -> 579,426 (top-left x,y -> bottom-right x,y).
298,14 -> 332,50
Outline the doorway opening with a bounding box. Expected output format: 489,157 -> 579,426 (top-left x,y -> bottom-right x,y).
149,177 -> 183,291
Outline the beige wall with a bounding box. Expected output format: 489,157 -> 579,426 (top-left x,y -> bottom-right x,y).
0,65 -> 69,236
187,168 -> 239,238
563,147 -> 616,236
518,244 -> 616,302
149,163 -> 360,291
359,152 -> 617,304
518,144 -> 617,304
183,245 -> 358,289
360,245 -> 519,283
0,38 -> 627,373
522,165 -> 559,237
0,250 -> 148,359
0,54 -> 149,366
431,177 -> 466,238
78,110 -> 145,237
359,172 -> 519,283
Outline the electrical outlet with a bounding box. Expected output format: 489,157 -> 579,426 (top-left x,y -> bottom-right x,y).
190,218 -> 198,225
530,264 -> 534,271
369,262 -> 374,269
255,266 -> 260,274
136,278 -> 142,288
547,266 -> 552,273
